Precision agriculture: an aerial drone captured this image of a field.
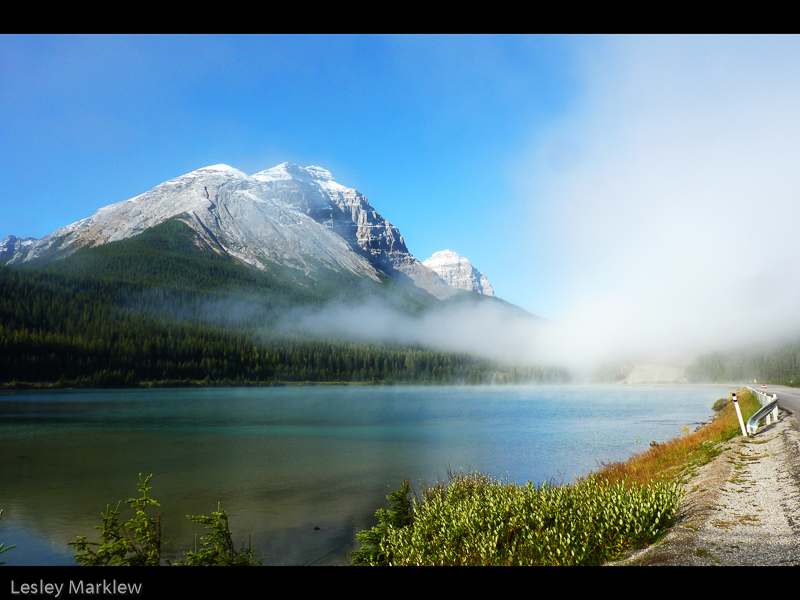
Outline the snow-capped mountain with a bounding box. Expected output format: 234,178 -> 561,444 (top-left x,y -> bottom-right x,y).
422,249 -> 496,297
1,163 -> 459,300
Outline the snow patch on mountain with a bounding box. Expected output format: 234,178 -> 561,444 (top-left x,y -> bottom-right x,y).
422,249 -> 496,297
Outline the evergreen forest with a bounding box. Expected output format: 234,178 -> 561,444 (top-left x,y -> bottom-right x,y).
0,218 -> 568,388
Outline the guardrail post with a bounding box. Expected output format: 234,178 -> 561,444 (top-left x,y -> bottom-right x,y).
766,394 -> 773,425
733,393 -> 747,437
772,393 -> 779,423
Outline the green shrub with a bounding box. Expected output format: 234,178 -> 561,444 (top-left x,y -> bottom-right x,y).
172,503 -> 259,566
712,397 -> 730,412
0,510 -> 15,565
70,473 -> 162,566
349,478 -> 414,566
69,474 -> 258,566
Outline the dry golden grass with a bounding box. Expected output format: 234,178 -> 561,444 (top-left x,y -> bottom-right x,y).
594,388 -> 760,489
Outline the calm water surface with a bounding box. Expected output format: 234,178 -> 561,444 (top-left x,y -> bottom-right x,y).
0,384 -> 733,565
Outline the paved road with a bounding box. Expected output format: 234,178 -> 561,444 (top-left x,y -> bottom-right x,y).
747,384 -> 800,416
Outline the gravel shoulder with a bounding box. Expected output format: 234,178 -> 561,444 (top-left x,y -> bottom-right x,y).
608,408 -> 800,566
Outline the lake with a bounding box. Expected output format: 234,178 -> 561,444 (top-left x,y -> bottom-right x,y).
0,384 -> 733,566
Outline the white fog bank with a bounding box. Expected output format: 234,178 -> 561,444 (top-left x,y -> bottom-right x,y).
517,35 -> 800,370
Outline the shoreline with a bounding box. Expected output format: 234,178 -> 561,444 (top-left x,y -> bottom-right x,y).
608,406 -> 800,565
1,379 -> 748,391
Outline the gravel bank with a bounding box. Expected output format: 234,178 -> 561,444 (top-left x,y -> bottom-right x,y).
609,408 -> 800,566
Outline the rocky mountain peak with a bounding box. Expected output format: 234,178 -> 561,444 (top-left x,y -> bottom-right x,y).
0,234 -> 35,263
422,250 -> 496,297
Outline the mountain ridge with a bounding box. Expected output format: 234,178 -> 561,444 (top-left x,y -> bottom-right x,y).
2,163 -> 468,302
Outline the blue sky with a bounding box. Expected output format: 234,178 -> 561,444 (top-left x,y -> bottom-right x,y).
4,34 -> 800,364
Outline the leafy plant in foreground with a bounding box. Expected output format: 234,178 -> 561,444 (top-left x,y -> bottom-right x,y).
351,471 -> 683,566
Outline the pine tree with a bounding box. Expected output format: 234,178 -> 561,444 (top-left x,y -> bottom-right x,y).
349,479 -> 414,566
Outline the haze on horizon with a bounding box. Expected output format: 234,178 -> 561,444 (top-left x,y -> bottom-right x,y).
515,35 -> 800,371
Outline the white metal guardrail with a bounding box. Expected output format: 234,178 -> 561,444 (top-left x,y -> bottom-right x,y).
745,387 -> 780,436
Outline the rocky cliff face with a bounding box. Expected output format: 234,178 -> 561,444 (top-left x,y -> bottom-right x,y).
1,163 -> 458,300
422,249 -> 496,297
0,235 -> 35,263
252,163 -> 457,299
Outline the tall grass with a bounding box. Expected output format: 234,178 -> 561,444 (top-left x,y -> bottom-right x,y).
594,388 -> 760,489
351,389 -> 759,566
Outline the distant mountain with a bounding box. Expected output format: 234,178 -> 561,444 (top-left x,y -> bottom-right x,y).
1,163 -> 458,301
422,250 -> 495,297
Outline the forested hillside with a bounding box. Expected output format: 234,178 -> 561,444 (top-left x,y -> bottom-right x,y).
0,219 -> 567,387
686,341 -> 800,386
